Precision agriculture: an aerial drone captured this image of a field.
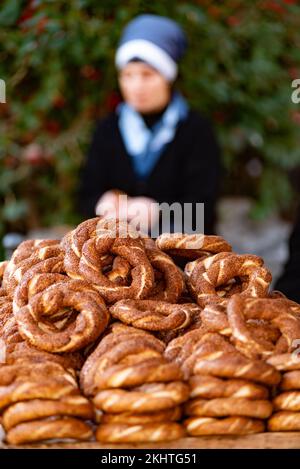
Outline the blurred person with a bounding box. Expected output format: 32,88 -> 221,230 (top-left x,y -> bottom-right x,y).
77,14 -> 222,234
275,209 -> 300,303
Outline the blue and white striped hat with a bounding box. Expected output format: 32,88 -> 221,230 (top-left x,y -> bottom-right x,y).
115,14 -> 187,82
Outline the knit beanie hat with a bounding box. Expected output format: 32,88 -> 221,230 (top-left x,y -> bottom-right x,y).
115,14 -> 187,82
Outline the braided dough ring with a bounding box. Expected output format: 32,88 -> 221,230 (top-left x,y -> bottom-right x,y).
93,382 -> 190,413
192,351 -> 281,386
155,233 -> 232,260
96,422 -> 185,443
62,217 -> 112,276
164,306 -> 207,339
82,333 -> 164,370
3,239 -> 60,285
82,334 -> 182,393
189,375 -> 269,400
267,353 -> 300,371
3,242 -> 63,298
7,239 -> 60,266
268,411 -> 300,431
8,255 -> 65,303
14,281 -> 109,352
63,218 -> 154,303
200,303 -> 281,345
80,327 -> 166,395
13,273 -> 68,315
92,356 -> 183,391
184,416 -> 265,436
109,299 -> 196,331
100,407 -> 182,425
80,237 -> 154,303
14,273 -> 100,321
273,391 -> 300,411
199,304 -> 231,335
280,371 -> 300,391
0,379 -> 79,412
4,340 -> 84,370
166,332 -> 236,380
175,333 -> 235,377
185,253 -> 272,307
144,243 -> 184,302
227,295 -> 300,359
185,397 -> 273,419
164,328 -> 210,363
2,395 -> 94,431
0,362 -> 77,386
6,417 -> 93,444
12,250 -> 71,311
82,336 -> 166,376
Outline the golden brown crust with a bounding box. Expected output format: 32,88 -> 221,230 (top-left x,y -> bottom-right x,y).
0,379 -> 79,412
80,327 -> 176,395
164,328 -> 209,363
83,237 -> 155,303
96,421 -> 185,443
3,220 -> 300,444
155,233 -> 232,260
185,253 -> 272,308
14,281 -> 109,352
175,332 -> 235,377
13,271 -> 68,312
106,256 -> 131,285
268,411 -> 300,431
184,416 -> 265,435
199,304 -> 231,336
200,303 -> 282,345
166,332 -> 275,391
273,391 -> 300,411
3,242 -> 63,298
184,397 -> 273,419
63,218 -> 155,304
192,350 -> 281,386
280,370 -> 300,391
110,299 -> 196,331
0,362 -> 77,386
93,382 -> 190,413
227,295 -> 300,359
7,239 -> 60,267
144,245 -> 184,302
189,375 -> 269,400
80,330 -> 165,395
267,353 -> 300,371
92,357 -> 183,391
4,340 -> 84,370
6,417 -> 93,444
2,395 -> 94,430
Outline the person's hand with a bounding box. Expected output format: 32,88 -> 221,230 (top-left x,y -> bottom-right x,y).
95,190 -> 126,218
127,196 -> 159,233
95,191 -> 159,233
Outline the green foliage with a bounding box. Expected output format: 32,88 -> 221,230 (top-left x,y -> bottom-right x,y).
1,0 -> 300,247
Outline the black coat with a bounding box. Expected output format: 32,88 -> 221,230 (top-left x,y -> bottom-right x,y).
76,108 -> 222,234
275,212 -> 300,303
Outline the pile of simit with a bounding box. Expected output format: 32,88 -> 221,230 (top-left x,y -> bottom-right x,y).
0,217 -> 300,445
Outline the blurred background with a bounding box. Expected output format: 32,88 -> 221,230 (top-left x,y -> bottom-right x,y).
1,0 -> 300,283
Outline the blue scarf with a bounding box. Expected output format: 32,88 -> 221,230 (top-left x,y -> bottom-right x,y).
117,91 -> 189,180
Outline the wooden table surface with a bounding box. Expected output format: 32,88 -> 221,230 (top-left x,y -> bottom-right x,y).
1,432 -> 300,449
